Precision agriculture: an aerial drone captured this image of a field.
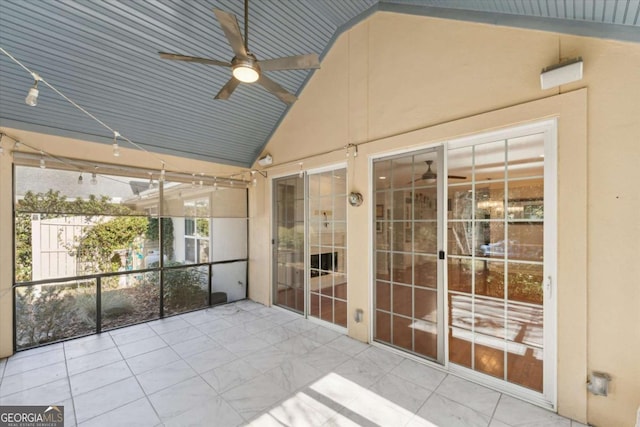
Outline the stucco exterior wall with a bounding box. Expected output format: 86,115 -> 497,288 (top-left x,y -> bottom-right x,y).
249,12 -> 640,427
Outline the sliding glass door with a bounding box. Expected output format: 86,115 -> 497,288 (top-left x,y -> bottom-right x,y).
273,175 -> 305,313
373,147 -> 445,362
372,121 -> 556,405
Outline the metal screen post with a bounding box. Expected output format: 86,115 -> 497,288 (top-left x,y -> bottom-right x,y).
96,277 -> 102,333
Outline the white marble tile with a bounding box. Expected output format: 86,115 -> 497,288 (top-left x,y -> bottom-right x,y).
570,421 -> 589,427
183,347 -> 237,374
64,334 -> 115,359
489,419 -> 512,427
157,325 -> 204,346
0,361 -> 67,396
0,378 -> 70,405
67,347 -> 123,376
370,373 -> 433,413
148,376 -> 217,420
322,412 -> 365,427
263,310 -> 300,325
259,325 -> 301,345
4,347 -> 65,376
244,318 -> 279,334
163,395 -> 244,427
305,326 -> 342,345
296,346 -> 351,374
110,325 -> 156,346
136,359 -> 197,395
326,336 -> 369,357
79,397 -> 160,427
118,335 -> 167,359
275,335 -> 322,356
283,318 -> 318,334
225,335 -> 272,357
180,309 -> 227,326
125,346 -> 180,375
60,398 -> 76,427
225,310 -> 260,325
435,374 -> 501,416
518,419 -> 572,427
335,384 -> 415,427
241,346 -> 289,373
170,334 -> 221,358
207,325 -> 253,346
251,306 -> 278,318
390,358 -> 447,391
416,393 -> 491,427
201,359 -> 261,393
147,317 -> 191,335
493,395 -> 570,426
245,413 -> 288,427
354,346 -> 404,372
192,318 -> 234,335
265,359 -> 323,393
221,374 -> 290,420
74,377 -> 144,424
269,391 -> 338,427
333,358 -> 388,389
234,300 -> 264,311
70,360 -> 132,395
10,343 -> 63,359
210,304 -> 242,316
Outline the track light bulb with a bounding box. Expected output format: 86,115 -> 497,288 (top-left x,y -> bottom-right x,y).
25,81 -> 39,107
78,173 -> 83,184
252,178 -> 257,187
90,173 -> 97,185
113,142 -> 120,157
40,155 -> 45,169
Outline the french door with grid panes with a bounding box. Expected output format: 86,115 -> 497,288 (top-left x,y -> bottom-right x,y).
373,121 -> 556,406
273,167 -> 348,330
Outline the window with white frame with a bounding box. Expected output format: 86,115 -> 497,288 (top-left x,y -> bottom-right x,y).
184,199 -> 210,263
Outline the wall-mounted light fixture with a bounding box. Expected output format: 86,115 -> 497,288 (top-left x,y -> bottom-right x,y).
540,57 -> 583,90
257,153 -> 272,166
587,371 -> 612,396
354,308 -> 363,323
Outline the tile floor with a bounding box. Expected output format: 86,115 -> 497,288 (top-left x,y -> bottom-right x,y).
0,300 -> 587,427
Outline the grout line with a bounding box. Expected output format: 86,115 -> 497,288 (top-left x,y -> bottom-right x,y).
61,343 -> 80,427
489,392 -> 504,425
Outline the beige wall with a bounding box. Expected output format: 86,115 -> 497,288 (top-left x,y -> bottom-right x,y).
249,12 -> 640,427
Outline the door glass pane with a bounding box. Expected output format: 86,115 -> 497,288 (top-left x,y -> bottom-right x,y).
373,149 -> 442,362
307,168 -> 347,327
448,131 -> 546,393
273,176 -> 305,314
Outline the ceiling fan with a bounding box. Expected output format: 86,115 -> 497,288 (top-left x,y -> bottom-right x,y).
415,160 -> 466,182
158,0 -> 320,105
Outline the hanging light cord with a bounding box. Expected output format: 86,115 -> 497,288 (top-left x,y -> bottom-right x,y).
0,46 -> 248,184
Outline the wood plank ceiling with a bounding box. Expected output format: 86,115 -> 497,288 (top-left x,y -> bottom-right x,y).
1,0 -> 638,167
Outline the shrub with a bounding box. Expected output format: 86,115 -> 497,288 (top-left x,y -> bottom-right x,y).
75,290 -> 135,326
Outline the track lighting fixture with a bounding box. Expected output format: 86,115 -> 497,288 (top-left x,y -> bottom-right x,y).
25,79 -> 40,107
39,152 -> 46,169
90,172 -> 98,185
77,173 -> 83,184
148,173 -> 154,190
298,162 -> 304,178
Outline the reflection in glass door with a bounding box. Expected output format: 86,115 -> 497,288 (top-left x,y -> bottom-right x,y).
308,168 -> 348,327
273,175 -> 305,313
373,148 -> 444,362
447,130 -> 550,395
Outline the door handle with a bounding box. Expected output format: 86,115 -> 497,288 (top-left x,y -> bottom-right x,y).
545,275 -> 552,298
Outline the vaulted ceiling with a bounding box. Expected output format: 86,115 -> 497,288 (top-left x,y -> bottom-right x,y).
1,1 -> 638,167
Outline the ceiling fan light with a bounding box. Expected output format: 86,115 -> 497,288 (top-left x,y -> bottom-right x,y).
232,64 -> 259,83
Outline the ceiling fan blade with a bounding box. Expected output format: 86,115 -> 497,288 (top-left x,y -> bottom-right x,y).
257,75 -> 297,104
213,9 -> 248,58
158,52 -> 230,67
447,175 -> 467,180
260,54 -> 321,71
214,78 -> 240,100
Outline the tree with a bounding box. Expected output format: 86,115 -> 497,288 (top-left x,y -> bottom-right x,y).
15,190 -> 145,281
